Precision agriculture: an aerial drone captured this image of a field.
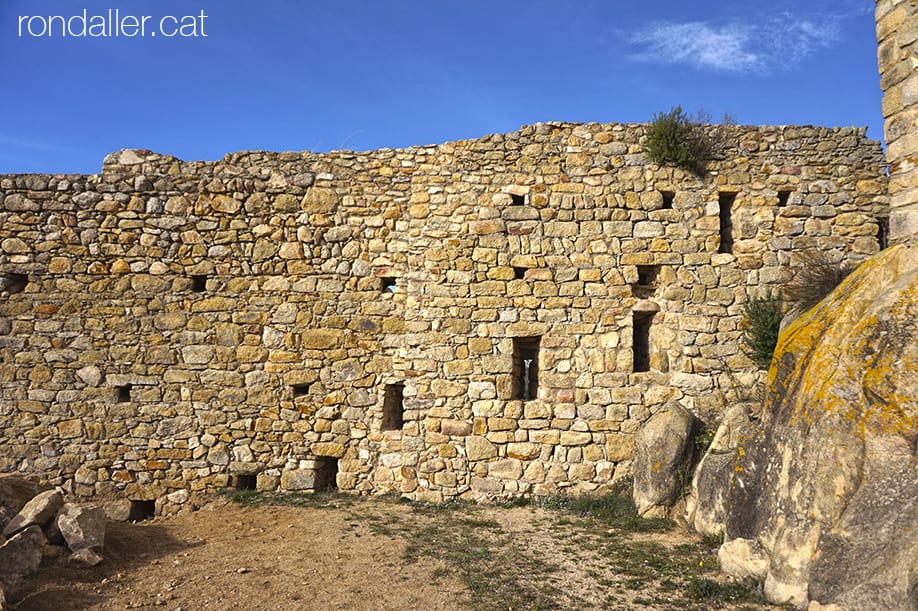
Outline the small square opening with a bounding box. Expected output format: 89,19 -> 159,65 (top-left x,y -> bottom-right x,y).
636,265 -> 659,287
116,384 -> 132,403
510,194 -> 526,206
233,474 -> 258,491
129,499 -> 156,521
191,275 -> 207,292
380,277 -> 397,293
777,190 -> 791,207
314,457 -> 338,491
1,273 -> 28,295
513,267 -> 527,280
660,191 -> 675,209
382,383 -> 405,431
291,384 -> 309,398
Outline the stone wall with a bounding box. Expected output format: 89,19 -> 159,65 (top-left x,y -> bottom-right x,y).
877,0 -> 918,241
0,122 -> 887,510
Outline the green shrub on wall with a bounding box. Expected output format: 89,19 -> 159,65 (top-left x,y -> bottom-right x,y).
643,106 -> 732,174
741,292 -> 783,371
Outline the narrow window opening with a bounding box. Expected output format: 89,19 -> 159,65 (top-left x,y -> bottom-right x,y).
1,273 -> 28,295
291,384 -> 309,398
233,474 -> 258,491
878,217 -> 889,250
660,191 -> 675,209
314,457 -> 338,491
510,193 -> 526,206
512,336 -> 541,401
777,190 -> 791,207
191,275 -> 207,292
116,384 -> 132,403
513,267 -> 527,280
633,312 -> 653,373
382,383 -> 405,431
128,500 -> 156,521
718,192 -> 736,254
380,277 -> 397,293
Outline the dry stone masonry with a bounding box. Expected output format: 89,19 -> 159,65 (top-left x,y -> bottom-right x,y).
878,0 -> 918,241
0,122 -> 887,511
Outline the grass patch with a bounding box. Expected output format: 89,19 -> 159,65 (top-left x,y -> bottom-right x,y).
223,489 -> 357,509
537,491 -> 673,533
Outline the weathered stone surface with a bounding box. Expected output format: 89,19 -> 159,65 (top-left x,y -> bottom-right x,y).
69,547 -> 104,567
685,406 -> 752,536
632,403 -> 696,518
2,489 -> 63,537
0,525 -> 46,594
718,538 -> 768,581
0,476 -> 50,532
280,469 -> 314,491
102,499 -> 132,522
56,503 -> 106,552
466,436 -> 498,461
721,245 -> 918,609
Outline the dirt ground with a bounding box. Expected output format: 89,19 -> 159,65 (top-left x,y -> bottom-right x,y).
10,493 -> 774,610
12,498 -> 466,610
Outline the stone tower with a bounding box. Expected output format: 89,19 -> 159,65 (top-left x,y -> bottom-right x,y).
877,0 -> 918,242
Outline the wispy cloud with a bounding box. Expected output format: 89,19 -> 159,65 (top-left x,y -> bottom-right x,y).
628,12 -> 841,73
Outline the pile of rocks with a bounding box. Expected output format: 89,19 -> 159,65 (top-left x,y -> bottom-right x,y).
0,475 -> 107,604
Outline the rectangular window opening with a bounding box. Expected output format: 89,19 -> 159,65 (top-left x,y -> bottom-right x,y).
512,336 -> 541,401
380,277 -> 397,293
777,190 -> 792,207
128,499 -> 156,521
636,265 -> 659,287
1,273 -> 28,295
660,190 -> 675,209
633,312 -> 653,373
191,275 -> 207,292
291,384 -> 309,398
513,266 -> 527,280
878,217 -> 889,251
116,384 -> 132,403
314,457 -> 338,491
232,474 -> 258,491
718,192 -> 736,254
382,383 -> 405,431
633,265 -> 660,298
510,193 -> 526,206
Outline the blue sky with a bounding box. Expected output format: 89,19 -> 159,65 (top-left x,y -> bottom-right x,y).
1,0 -> 882,174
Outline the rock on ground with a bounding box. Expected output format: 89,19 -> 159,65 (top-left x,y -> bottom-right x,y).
2,489 -> 62,538
0,476 -> 50,533
0,525 -> 47,595
685,406 -> 752,536
56,503 -> 106,553
720,244 -> 918,609
632,402 -> 696,517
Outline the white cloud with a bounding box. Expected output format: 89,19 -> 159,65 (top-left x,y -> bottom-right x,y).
628,12 -> 842,74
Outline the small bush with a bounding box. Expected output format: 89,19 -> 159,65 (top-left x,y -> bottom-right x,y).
644,106 -> 733,174
784,250 -> 854,312
740,292 -> 783,371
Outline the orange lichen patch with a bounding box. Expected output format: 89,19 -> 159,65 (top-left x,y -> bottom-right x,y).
769,244 -> 918,439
